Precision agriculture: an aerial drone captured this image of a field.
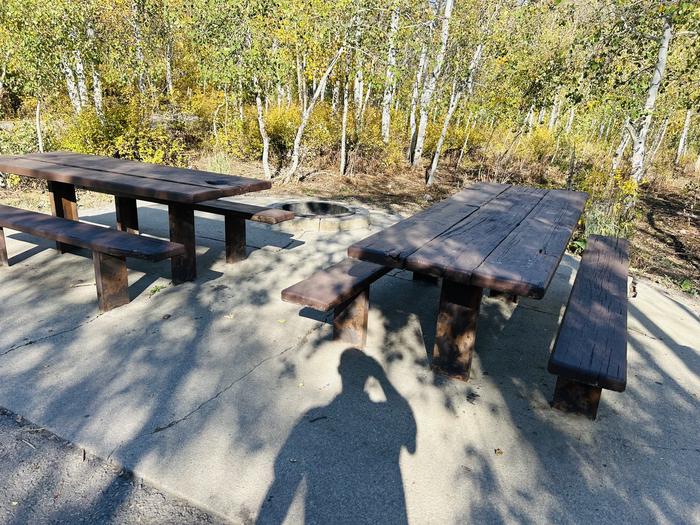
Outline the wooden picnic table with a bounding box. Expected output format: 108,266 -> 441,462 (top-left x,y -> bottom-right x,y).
348,182 -> 588,380
0,151 -> 270,283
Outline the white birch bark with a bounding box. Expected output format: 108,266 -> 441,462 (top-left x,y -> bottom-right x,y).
340,76 -> 349,175
92,67 -> 104,120
60,58 -> 82,114
284,48 -> 344,182
548,94 -> 560,131
254,78 -> 272,180
381,5 -> 400,144
565,106 -> 575,133
408,45 -> 428,161
427,81 -> 462,185
612,119 -> 630,172
412,0 -> 454,167
165,40 -> 174,97
466,43 -> 483,96
131,1 -> 146,93
648,115 -> 669,166
629,18 -> 673,183
35,100 -> 44,152
74,51 -> 89,108
676,108 -> 692,163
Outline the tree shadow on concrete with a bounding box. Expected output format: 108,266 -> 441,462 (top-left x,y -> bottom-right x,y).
256,348 -> 416,525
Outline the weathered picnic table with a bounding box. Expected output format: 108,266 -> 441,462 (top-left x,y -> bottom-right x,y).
347,182 -> 588,380
0,151 -> 277,283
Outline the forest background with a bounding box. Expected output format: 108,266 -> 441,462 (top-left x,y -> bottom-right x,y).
0,0 -> 698,294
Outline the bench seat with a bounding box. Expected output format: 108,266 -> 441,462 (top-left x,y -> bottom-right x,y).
281,258 -> 389,347
0,204 -> 185,311
191,199 -> 294,263
548,235 -> 629,419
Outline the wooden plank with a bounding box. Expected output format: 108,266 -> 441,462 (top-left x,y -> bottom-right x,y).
93,252 -> 130,312
0,204 -> 184,261
551,376 -> 603,420
405,186 -> 547,282
431,280 -> 483,381
193,199 -> 295,224
23,151 -> 271,193
348,182 -> 510,267
333,289 -> 370,347
225,216 -> 247,263
169,203 -> 197,283
281,258 -> 389,311
0,227 -> 7,266
548,235 -> 629,391
47,180 -> 79,254
471,189 -> 588,298
115,196 -> 139,234
0,156 -> 265,203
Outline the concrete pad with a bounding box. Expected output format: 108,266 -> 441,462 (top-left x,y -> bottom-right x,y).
0,199 -> 698,524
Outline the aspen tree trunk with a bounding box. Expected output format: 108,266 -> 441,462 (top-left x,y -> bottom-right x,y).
381,5 -> 400,144
427,82 -> 462,186
648,116 -> 669,166
73,51 -> 89,108
612,120 -> 630,172
629,18 -> 673,183
254,87 -> 272,180
548,94 -> 560,131
408,45 -> 428,161
412,0 -> 454,167
284,48 -> 344,182
131,1 -> 146,94
331,81 -> 339,113
353,64 -> 364,120
92,68 -> 104,120
676,108 -> 692,163
565,106 -> 575,133
466,43 -> 483,96
60,59 -> 82,114
456,114 -> 472,168
0,54 -> 7,103
340,76 -> 349,175
35,100 -> 44,152
295,52 -> 306,111
165,40 -> 174,97
695,153 -> 700,174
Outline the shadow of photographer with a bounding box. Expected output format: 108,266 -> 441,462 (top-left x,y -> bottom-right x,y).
257,348 -> 416,525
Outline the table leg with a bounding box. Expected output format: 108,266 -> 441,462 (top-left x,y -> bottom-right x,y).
0,227 -> 8,266
225,216 -> 247,263
47,181 -> 79,253
168,203 -> 196,283
115,196 -> 139,234
432,279 -> 483,381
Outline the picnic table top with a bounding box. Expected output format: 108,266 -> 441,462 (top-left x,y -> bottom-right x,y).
348,182 -> 588,298
0,152 -> 271,204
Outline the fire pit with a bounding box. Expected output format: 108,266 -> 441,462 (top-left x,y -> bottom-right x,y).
271,199 -> 370,232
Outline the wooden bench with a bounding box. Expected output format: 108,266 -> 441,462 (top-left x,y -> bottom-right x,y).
281,258 -> 390,347
0,204 -> 185,312
548,235 -> 629,419
191,200 -> 294,263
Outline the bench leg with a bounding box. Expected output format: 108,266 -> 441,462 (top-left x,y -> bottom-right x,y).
93,252 -> 129,312
432,280 -> 483,381
225,216 -> 247,263
413,272 -> 439,284
0,227 -> 7,266
115,196 -> 139,234
551,376 -> 602,420
333,289 -> 370,347
48,181 -> 79,254
169,203 -> 197,283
